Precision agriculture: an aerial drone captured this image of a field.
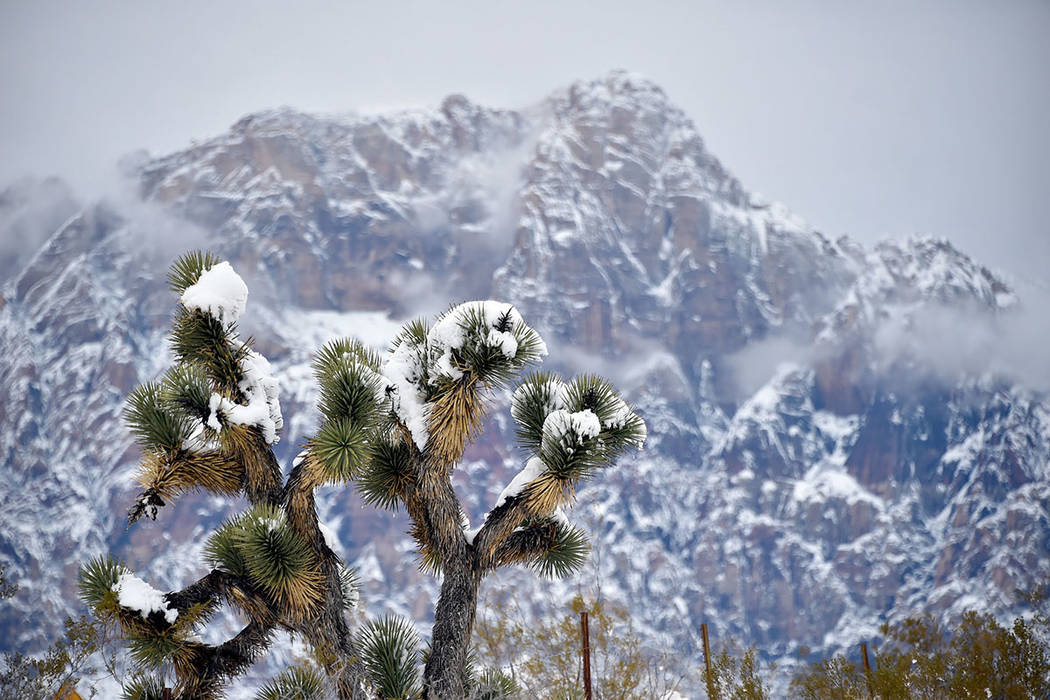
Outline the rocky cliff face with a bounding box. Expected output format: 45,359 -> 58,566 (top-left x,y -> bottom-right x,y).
2,71 -> 1046,689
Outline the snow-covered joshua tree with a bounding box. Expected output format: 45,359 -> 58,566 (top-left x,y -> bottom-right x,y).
79,252 -> 645,699
79,252 -> 381,700
355,289 -> 646,698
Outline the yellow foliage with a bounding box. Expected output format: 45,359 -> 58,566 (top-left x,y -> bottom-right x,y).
790,605 -> 1050,700
474,592 -> 690,699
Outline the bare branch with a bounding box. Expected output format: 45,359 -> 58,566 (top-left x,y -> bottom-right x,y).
178,620 -> 276,698
165,569 -> 274,623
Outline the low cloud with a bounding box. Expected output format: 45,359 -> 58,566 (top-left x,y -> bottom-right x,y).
542,335 -> 686,396
0,176 -> 80,281
1,158 -> 214,290
725,333 -> 815,399
113,207 -> 211,270
408,124 -> 539,256
387,268 -> 457,321
725,288 -> 1050,402
873,297 -> 1050,393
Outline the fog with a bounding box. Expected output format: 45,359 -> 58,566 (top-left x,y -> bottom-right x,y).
2,1 -> 1047,283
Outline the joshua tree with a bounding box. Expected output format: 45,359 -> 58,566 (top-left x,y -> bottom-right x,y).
79,251 -> 645,699
351,286 -> 646,697
79,252 -> 377,699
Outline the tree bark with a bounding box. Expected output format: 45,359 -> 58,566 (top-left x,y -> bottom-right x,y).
283,457 -> 373,700
141,445 -> 374,699
423,555 -> 482,700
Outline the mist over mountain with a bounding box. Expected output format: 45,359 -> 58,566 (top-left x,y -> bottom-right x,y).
2,71 -> 1047,692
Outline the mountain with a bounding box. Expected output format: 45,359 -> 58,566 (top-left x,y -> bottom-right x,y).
2,70 -> 1047,692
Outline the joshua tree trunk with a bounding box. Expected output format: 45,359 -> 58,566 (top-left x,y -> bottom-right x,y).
423,555 -> 482,699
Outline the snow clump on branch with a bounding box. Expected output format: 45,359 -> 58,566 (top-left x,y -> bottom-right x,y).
542,408 -> 602,451
180,260 -> 248,325
426,300 -> 547,382
383,340 -> 431,450
180,259 -> 284,444
113,571 -> 178,624
494,456 -> 547,510
206,346 -> 284,444
384,300 -> 548,450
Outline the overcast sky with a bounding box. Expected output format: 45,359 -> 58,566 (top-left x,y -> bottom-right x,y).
2,0 -> 1047,287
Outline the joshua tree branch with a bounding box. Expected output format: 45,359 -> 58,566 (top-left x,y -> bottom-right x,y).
471,496 -> 532,569
488,522 -> 559,570
401,454 -> 467,570
164,569 -> 273,620
179,619 -> 276,698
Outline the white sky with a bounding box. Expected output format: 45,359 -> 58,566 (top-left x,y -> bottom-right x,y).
2,0 -> 1047,286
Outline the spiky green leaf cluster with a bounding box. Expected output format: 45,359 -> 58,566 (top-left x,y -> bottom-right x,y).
203,505 -> 317,610
203,515 -> 251,579
532,520 -> 589,580
254,666 -> 326,700
170,308 -> 251,397
124,629 -> 189,668
125,382 -> 195,453
428,303 -> 546,392
312,418 -> 370,482
78,555 -> 125,614
313,338 -> 386,426
167,251 -> 252,398
309,338 -> 389,482
121,672 -> 167,700
167,250 -> 222,294
574,375 -> 647,459
357,437 -> 414,511
510,371 -> 565,453
513,374 -> 645,485
160,363 -> 212,423
471,668 -> 521,700
80,557 -> 212,672
358,616 -> 422,699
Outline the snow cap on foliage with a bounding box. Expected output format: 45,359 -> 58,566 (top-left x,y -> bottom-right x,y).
206,349 -> 284,444
349,359 -> 394,405
542,408 -> 602,451
113,571 -> 178,624
486,328 -> 519,358
427,300 -> 546,382
180,260 -> 248,325
604,395 -> 633,429
383,300 -> 547,450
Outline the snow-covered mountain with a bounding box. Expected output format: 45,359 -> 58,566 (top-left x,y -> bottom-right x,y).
2,71 -> 1047,690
